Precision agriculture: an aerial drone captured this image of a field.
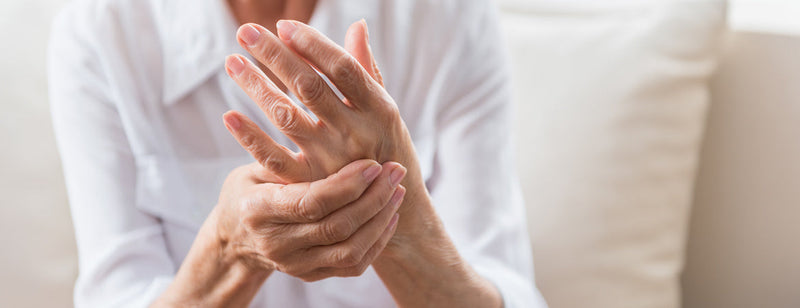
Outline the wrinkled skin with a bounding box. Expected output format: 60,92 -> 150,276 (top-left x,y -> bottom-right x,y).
215,159 -> 405,282
155,19 -> 502,308
222,21 -> 426,217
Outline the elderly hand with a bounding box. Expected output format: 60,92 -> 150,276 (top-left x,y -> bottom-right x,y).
214,159 -> 405,281
221,21 -> 428,226
156,159 -> 406,307
216,20 -> 502,308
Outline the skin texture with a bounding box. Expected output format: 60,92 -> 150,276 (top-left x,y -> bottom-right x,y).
226,0 -> 318,93
155,160 -> 405,307
155,1 -> 503,307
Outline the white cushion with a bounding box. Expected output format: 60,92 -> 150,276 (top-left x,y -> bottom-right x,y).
498,1 -> 726,307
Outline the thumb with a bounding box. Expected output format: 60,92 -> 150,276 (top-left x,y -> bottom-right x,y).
345,19 -> 384,87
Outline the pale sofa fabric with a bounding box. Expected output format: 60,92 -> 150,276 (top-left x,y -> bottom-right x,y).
498,1 -> 726,307
682,32 -> 800,308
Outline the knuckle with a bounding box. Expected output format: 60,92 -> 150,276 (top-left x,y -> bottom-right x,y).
331,55 -> 360,86
245,73 -> 268,98
369,97 -> 401,120
297,194 -> 325,221
269,104 -> 298,133
293,30 -> 322,54
258,154 -> 286,175
246,76 -> 283,111
239,132 -> 257,148
294,73 -> 326,104
320,220 -> 351,244
292,29 -> 311,47
333,249 -> 361,268
256,41 -> 283,68
254,90 -> 277,110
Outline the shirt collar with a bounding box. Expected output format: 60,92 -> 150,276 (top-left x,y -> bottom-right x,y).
158,0 -> 242,105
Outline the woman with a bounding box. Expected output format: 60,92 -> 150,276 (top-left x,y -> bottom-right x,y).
49,0 -> 545,307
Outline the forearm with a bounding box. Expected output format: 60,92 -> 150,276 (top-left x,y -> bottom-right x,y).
153,207 -> 271,307
373,193 -> 502,308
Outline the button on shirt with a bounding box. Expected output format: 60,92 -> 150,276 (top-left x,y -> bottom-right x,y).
48,0 -> 546,307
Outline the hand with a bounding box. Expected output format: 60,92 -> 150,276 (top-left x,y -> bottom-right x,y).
221,20 -> 427,222
214,159 -> 406,281
220,21 -> 502,307
160,20 -> 501,308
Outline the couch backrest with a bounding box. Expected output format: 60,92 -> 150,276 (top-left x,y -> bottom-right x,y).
682,31 -> 800,308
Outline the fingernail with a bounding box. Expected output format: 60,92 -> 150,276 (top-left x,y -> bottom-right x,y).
390,166 -> 406,187
276,20 -> 297,40
240,24 -> 261,46
390,187 -> 405,206
387,214 -> 399,230
223,112 -> 241,130
363,164 -> 381,181
226,55 -> 245,77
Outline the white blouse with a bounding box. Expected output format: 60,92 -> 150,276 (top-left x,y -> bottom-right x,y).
48,0 -> 546,307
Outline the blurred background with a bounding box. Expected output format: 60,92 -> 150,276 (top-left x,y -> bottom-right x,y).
0,0 -> 798,307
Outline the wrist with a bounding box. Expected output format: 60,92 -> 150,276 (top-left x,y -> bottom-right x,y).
373,194 -> 501,308
209,205 -> 275,278
156,206 -> 271,307
373,223 -> 501,308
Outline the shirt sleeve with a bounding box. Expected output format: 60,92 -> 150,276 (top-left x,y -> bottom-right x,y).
427,2 -> 547,307
48,7 -> 174,307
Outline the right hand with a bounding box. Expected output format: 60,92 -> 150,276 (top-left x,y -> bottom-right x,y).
213,159 -> 406,282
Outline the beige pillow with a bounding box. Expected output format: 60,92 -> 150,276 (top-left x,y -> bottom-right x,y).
498,1 -> 727,307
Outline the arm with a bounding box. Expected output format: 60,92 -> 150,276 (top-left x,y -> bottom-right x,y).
49,10 -> 175,307
420,4 -> 544,305
52,7 -> 405,307
150,203 -> 270,307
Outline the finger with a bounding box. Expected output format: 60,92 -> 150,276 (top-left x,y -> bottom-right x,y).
297,213 -> 399,282
276,20 -> 382,109
222,111 -> 310,183
304,183 -> 404,268
254,163 -> 404,267
344,20 -> 383,87
370,52 -> 384,88
344,20 -> 375,82
298,162 -> 407,246
253,159 -> 383,224
225,54 -> 318,144
236,23 -> 348,124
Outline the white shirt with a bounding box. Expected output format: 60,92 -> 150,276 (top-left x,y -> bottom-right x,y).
48,0 -> 546,307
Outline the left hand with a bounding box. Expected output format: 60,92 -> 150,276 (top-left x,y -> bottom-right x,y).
222,20 -> 504,307
222,20 -> 429,229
